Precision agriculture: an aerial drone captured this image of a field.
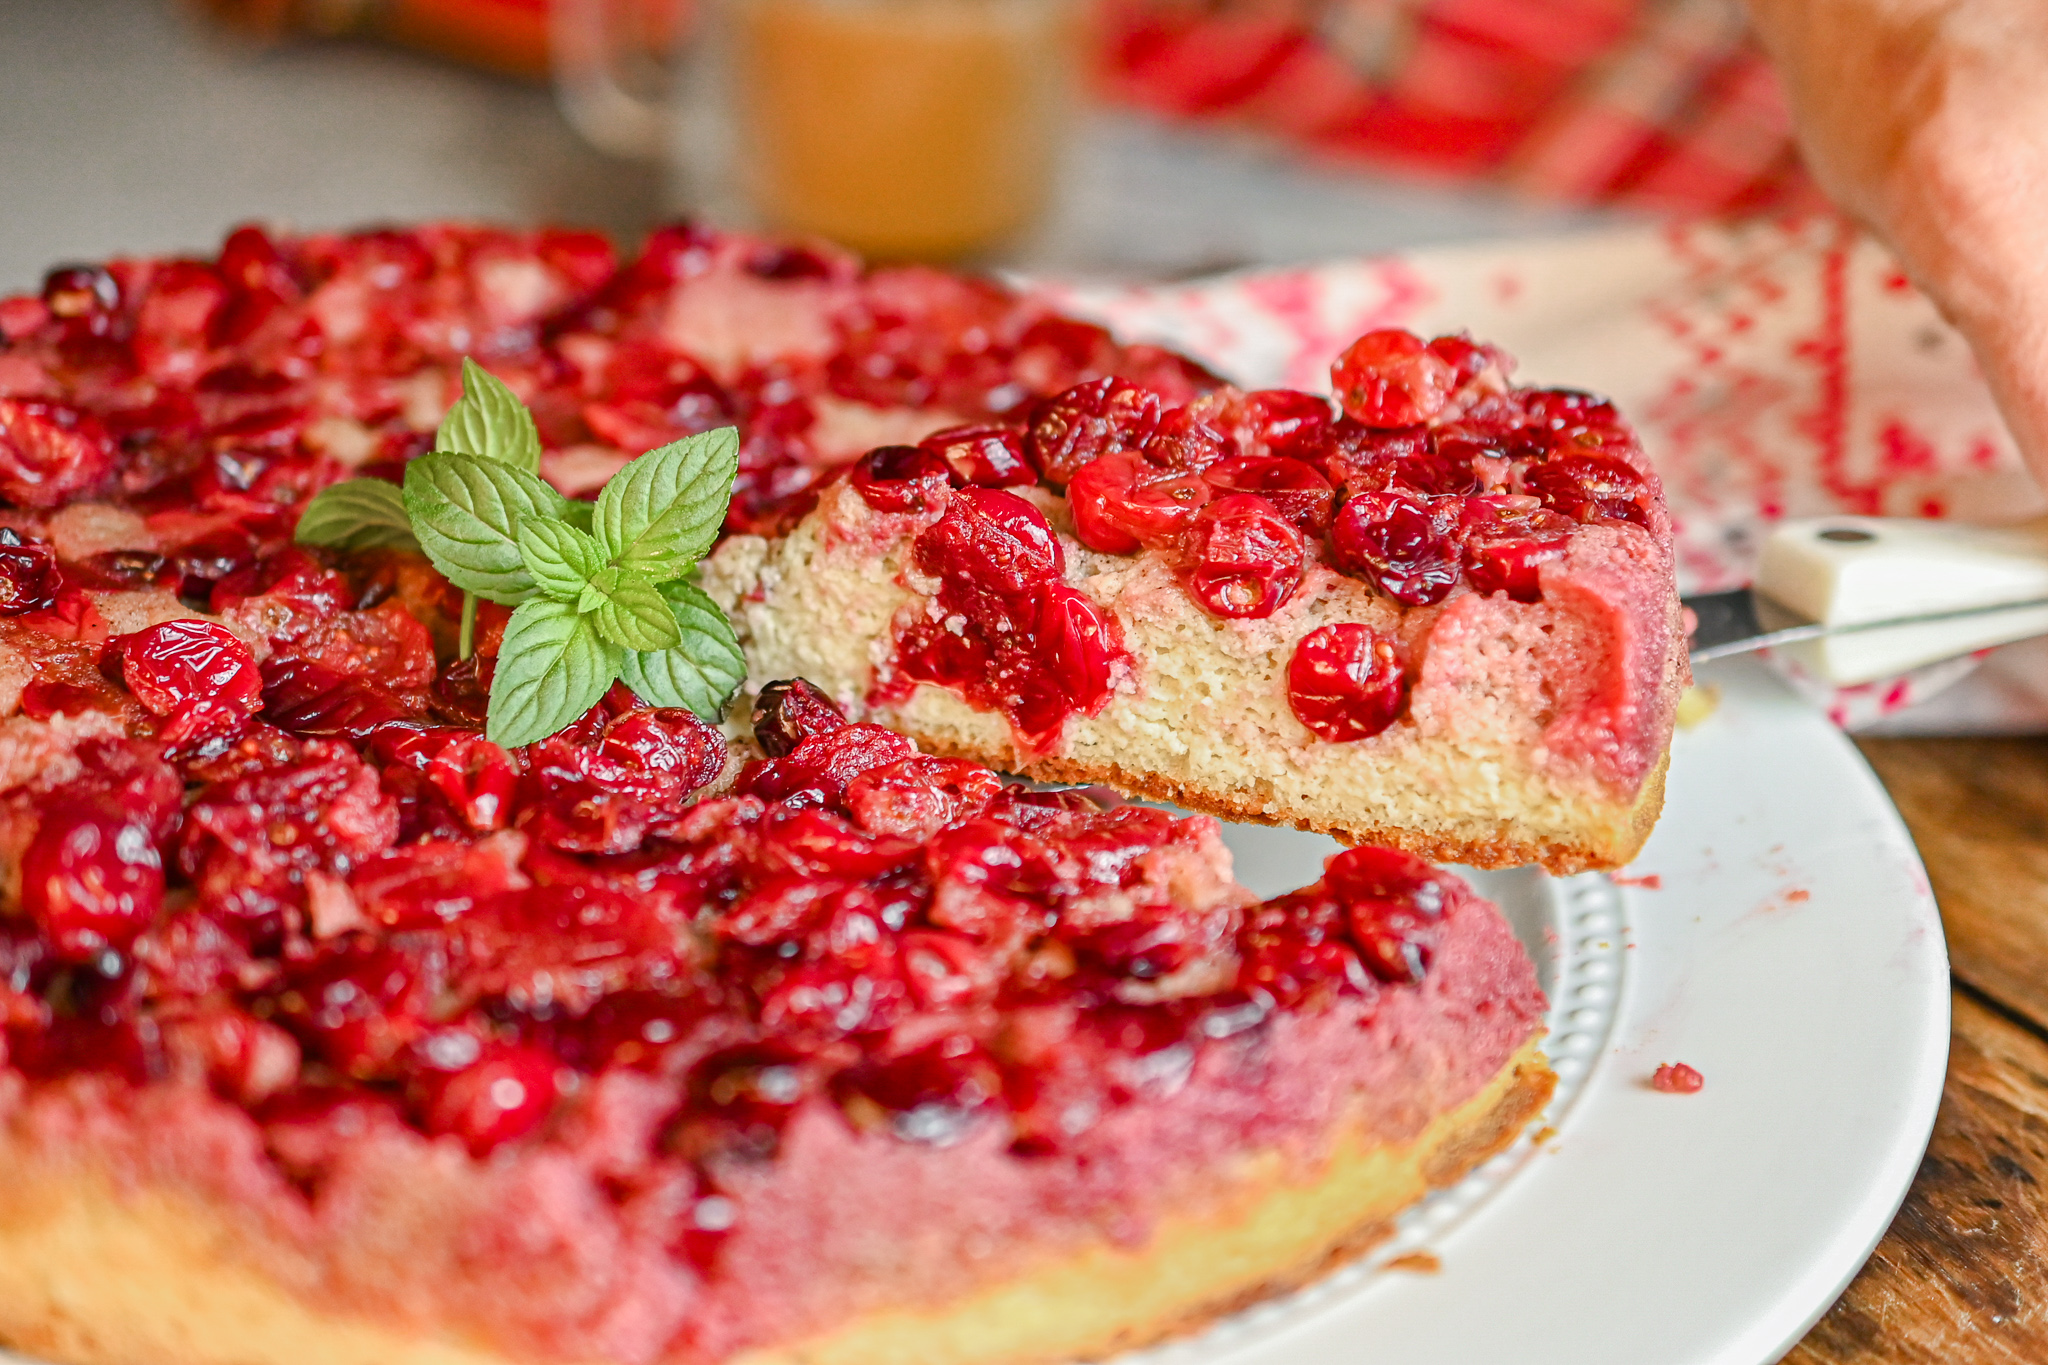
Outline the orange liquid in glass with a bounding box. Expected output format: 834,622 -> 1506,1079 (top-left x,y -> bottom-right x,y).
730,0 -> 1074,260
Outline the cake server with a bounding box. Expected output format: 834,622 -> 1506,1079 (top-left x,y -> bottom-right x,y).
1685,515 -> 2048,684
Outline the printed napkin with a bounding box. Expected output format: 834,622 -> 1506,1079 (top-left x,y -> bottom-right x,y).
1042,215 -> 2048,733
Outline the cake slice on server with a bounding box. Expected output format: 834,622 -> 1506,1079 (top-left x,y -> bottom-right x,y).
704,330 -> 1688,874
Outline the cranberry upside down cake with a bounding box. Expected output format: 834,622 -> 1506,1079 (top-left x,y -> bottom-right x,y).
0,220 -> 1580,1365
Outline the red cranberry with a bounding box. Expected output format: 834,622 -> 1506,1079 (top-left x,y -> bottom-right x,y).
1652,1062 -> 1705,1094
1203,456 -> 1334,535
0,399 -> 116,508
0,529 -> 61,614
1461,497 -> 1573,602
1066,452 -> 1212,555
277,940 -> 436,1077
1286,624 -> 1406,742
1327,846 -> 1453,984
1241,390 -> 1334,461
1331,330 -> 1458,428
117,619 -> 262,717
752,678 -> 848,757
1390,437 -> 1486,496
1025,377 -> 1163,486
920,424 -> 1035,487
1426,333 -> 1509,385
843,755 -> 1004,839
1183,494 -> 1303,620
736,723 -> 918,809
1238,892 -> 1372,1006
835,1035 -> 1001,1145
1142,407 -> 1231,472
850,444 -> 952,514
915,487 -> 1063,605
1036,584 -> 1120,709
1329,491 -> 1462,605
1520,454 -> 1652,528
20,801 -> 165,963
41,265 -> 121,325
600,707 -> 727,793
410,1039 -> 561,1156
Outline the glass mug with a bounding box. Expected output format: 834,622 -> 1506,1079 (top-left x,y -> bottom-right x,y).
552,0 -> 1080,260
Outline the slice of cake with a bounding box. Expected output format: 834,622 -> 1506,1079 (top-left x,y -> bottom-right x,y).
705,333 -> 1688,873
0,650 -> 1552,1365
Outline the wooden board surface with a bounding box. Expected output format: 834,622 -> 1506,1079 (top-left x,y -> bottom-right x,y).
1778,739 -> 2048,1362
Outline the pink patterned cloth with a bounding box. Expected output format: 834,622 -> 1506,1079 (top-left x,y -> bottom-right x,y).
1100,0 -> 1818,214
1038,216 -> 2048,732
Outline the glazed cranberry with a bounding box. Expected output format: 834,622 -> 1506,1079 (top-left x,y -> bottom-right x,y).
1025,377 -> 1163,486
116,619 -> 262,717
1241,390 -> 1334,461
1327,846 -> 1453,984
1203,456 -> 1334,535
915,487 -> 1063,605
1426,333 -> 1508,385
1286,623 -> 1406,742
1517,388 -> 1622,436
1390,438 -> 1486,496
1036,584 -> 1120,707
410,1039 -> 561,1156
601,707 -> 727,792
1183,494 -> 1304,620
1329,491 -> 1462,606
277,940 -> 436,1077
844,755 -> 1004,839
850,444 -> 952,514
737,723 -> 918,809
921,424 -> 1035,487
170,528 -> 259,598
1331,330 -> 1458,429
836,1035 -> 1001,1145
752,678 -> 848,757
42,262 -> 120,315
19,800 -> 165,963
263,658 -> 416,739
1066,452 -> 1212,555
0,399 -> 117,508
1237,892 -> 1371,1006
71,549 -> 171,592
1521,454 -> 1652,528
1461,498 -> 1573,602
747,244 -> 840,280
0,529 -> 61,614
1142,408 -> 1230,472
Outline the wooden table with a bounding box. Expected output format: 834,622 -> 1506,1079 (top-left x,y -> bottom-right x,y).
1781,738 -> 2048,1363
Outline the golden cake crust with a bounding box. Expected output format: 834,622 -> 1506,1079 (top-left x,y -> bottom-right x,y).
0,1044 -> 1553,1365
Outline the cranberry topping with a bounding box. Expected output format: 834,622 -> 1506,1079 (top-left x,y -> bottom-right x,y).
1520,453 -> 1653,528
1331,330 -> 1458,429
1652,1061 -> 1705,1094
1461,497 -> 1573,602
1025,377 -> 1163,487
850,444 -> 952,514
410,1039 -> 562,1155
1183,494 -> 1303,620
1330,491 -> 1462,606
1325,846 -> 1455,984
20,800 -> 166,963
114,619 -> 263,717
921,424 -> 1035,487
894,489 -> 1123,750
752,678 -> 849,756
1286,624 -> 1406,742
1067,452 -> 1212,555
1202,455 -> 1334,535
1239,389 -> 1335,462
0,529 -> 62,615
0,399 -> 116,508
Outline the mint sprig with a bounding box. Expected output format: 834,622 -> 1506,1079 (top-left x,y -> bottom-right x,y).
295,357 -> 747,747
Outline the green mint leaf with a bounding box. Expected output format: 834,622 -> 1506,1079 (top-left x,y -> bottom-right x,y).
438,357 -> 543,474
294,478 -> 418,552
517,518 -> 607,603
616,581 -> 746,720
585,569 -> 683,652
561,498 -> 596,533
403,451 -> 574,604
592,427 -> 740,582
485,598 -> 619,747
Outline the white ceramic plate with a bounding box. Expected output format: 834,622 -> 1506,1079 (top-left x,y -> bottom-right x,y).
1143,655 -> 1950,1365
3,658 -> 1946,1365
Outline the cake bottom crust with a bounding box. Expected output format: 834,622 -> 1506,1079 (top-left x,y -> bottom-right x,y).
0,1043 -> 1554,1365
